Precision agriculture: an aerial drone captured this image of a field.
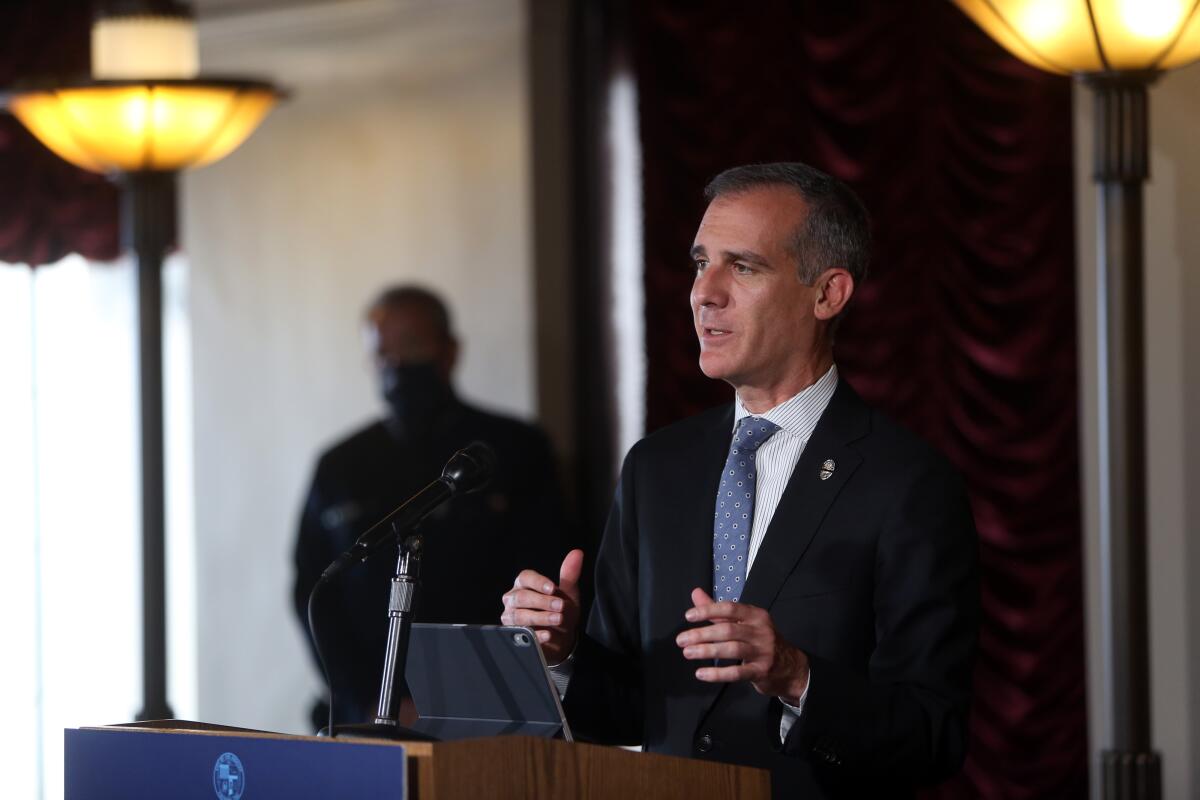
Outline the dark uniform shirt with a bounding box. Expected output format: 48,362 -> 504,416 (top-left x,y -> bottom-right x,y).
293,397 -> 570,725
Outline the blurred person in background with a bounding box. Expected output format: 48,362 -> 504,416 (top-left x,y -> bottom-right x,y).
294,284 -> 571,727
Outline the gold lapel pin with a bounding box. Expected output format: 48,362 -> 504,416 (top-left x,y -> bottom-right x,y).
819,459 -> 836,481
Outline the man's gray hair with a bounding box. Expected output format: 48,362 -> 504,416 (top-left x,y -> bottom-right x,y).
704,162 -> 871,285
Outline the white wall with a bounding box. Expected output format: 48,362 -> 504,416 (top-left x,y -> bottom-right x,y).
181,0 -> 532,734
1076,62 -> 1200,800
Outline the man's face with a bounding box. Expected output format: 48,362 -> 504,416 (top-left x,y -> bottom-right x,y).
365,302 -> 456,380
689,186 -> 822,397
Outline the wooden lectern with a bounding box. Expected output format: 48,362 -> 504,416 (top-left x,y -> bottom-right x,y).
65,722 -> 770,799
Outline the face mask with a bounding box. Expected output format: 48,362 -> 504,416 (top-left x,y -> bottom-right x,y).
380,362 -> 451,436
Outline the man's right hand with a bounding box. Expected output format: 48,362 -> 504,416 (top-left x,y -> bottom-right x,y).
501,549 -> 583,666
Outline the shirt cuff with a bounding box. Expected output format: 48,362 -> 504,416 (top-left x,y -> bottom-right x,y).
778,675 -> 810,742
547,652 -> 574,698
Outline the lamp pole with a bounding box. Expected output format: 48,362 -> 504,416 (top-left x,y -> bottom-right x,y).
4,0 -> 281,727
123,170 -> 177,721
944,2 -> 1200,795
1086,71 -> 1162,800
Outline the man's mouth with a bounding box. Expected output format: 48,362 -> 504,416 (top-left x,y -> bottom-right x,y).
703,327 -> 731,337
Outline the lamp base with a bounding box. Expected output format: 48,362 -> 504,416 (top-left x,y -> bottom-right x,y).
134,702 -> 175,722
1101,750 -> 1161,800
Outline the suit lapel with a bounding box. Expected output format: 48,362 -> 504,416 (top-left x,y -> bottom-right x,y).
696,381 -> 871,722
661,405 -> 735,620
738,382 -> 870,610
650,406 -> 736,723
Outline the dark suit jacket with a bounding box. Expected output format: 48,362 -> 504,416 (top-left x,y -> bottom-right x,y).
563,380 -> 978,799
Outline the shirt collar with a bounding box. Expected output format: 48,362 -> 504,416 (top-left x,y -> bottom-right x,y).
733,364 -> 839,441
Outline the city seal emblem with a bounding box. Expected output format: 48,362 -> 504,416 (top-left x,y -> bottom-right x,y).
212,752 -> 245,800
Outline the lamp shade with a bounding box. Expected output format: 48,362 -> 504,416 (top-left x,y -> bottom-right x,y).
7,79 -> 281,174
952,0 -> 1200,74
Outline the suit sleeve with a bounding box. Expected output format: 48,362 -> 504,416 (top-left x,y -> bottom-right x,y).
783,456 -> 979,784
561,446 -> 645,745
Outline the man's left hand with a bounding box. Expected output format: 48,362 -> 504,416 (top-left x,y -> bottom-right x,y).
676,587 -> 810,705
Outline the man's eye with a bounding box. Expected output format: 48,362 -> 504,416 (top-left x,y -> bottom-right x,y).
733,263 -> 753,275
694,259 -> 709,273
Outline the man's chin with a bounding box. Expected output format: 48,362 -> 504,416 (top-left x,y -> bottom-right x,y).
697,354 -> 733,383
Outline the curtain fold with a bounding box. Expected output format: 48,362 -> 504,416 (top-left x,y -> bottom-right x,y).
0,1 -> 120,266
633,2 -> 1085,797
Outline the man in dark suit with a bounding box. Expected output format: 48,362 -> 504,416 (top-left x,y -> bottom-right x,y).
502,163 -> 978,798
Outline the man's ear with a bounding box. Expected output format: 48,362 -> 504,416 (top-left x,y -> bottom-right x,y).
813,269 -> 855,321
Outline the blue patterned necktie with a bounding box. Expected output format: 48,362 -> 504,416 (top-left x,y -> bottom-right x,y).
713,416 -> 780,603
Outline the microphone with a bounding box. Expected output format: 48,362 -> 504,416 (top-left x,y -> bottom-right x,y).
320,441 -> 496,581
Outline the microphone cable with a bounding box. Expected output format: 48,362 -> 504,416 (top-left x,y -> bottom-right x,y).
306,574 -> 338,737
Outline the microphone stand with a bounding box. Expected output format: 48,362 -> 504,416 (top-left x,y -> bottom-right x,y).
328,524 -> 435,741
310,441 -> 497,740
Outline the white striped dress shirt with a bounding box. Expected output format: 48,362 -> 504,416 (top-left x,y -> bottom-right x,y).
733,363 -> 838,736
734,364 -> 839,578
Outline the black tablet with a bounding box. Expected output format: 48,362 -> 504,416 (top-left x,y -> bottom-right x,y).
405,624 -> 573,742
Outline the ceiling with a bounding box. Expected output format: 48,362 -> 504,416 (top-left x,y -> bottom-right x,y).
192,0 -> 523,92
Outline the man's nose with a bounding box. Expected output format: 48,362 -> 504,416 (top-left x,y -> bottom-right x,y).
691,265 -> 728,307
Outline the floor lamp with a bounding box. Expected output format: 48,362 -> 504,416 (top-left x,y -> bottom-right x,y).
950,2 -> 1200,798
5,1 -> 281,721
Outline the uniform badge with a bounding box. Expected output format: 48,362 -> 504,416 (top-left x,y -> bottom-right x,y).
819,459 -> 836,481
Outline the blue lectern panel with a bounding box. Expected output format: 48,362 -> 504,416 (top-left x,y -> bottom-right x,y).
65,728 -> 406,800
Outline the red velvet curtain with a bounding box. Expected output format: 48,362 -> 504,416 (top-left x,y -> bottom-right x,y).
0,1 -> 119,266
632,2 -> 1086,797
